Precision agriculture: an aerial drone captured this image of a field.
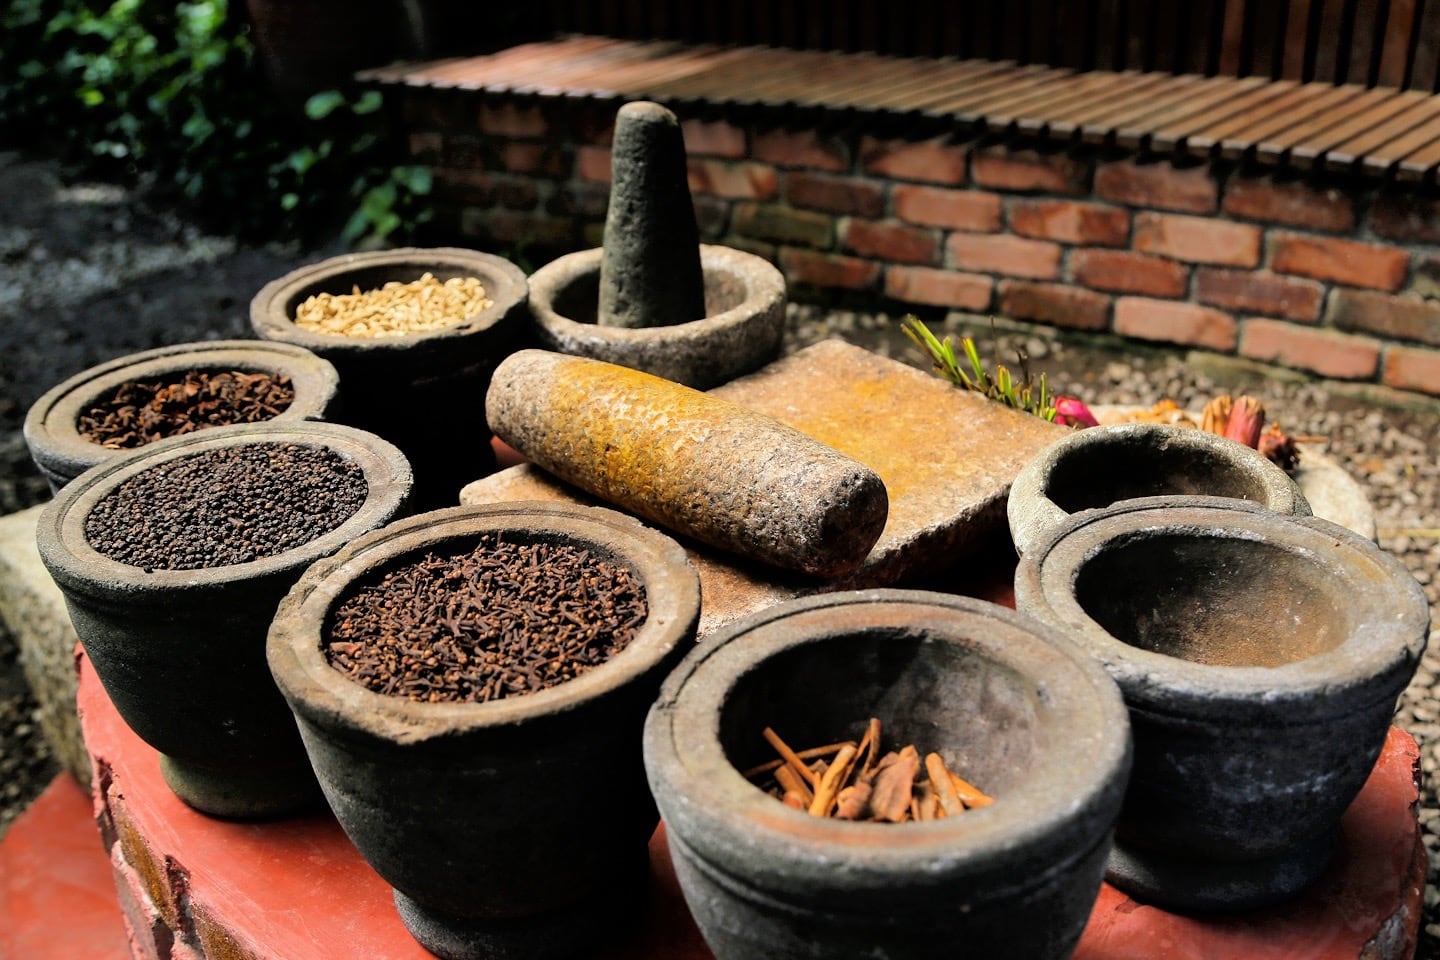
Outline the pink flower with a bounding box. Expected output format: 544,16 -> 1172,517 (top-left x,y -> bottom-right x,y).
1055,396 -> 1098,428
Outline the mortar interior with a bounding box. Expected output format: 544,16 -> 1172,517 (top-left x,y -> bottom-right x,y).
550,263 -> 747,325
1073,533 -> 1350,668
1043,436 -> 1272,514
717,628 -> 1040,801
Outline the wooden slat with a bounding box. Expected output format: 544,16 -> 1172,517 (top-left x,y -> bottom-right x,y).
1379,0 -> 1419,88
1253,86 -> 1396,161
510,41 -> 692,96
1348,0 -> 1385,86
588,44 -> 751,98
902,63 -> 1056,112
1186,81 -> 1336,152
922,67 -> 1076,119
845,60 -> 1019,111
1281,0 -> 1314,79
1042,71 -> 1187,137
1323,92 -> 1440,168
444,38 -> 646,93
1149,81 -> 1300,153
1217,0 -> 1248,76
1288,90 -> 1425,165
708,51 -> 843,106
645,46 -> 803,99
391,36 -> 621,88
966,69 -> 1127,127
1218,83 -> 1368,158
1392,128 -> 1440,177
1113,76 -> 1271,149
1361,109 -> 1440,173
1311,0 -> 1349,83
1067,74 -> 1206,140
1004,71 -> 1153,136
805,55 -> 959,106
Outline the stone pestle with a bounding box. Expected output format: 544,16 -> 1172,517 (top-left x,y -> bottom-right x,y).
486,350 -> 890,578
597,101 -> 707,329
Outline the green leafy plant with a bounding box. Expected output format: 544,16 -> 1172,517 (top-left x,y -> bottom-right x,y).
902,316 -> 1058,421
0,0 -> 430,247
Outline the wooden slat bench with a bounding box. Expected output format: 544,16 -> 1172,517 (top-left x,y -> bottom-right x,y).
364,35 -> 1440,181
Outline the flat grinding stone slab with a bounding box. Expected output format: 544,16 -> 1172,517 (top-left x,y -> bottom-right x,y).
464,339 -> 1065,635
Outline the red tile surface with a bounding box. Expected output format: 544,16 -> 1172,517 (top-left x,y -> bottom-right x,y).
78,647 -> 1422,960
0,773 -> 130,960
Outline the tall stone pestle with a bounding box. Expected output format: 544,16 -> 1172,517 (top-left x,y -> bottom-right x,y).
598,101 -> 707,329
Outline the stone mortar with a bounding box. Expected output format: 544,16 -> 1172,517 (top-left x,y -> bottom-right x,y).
527,244 -> 786,389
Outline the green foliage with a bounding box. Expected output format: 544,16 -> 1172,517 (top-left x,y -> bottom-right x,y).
0,0 -> 429,247
902,316 -> 1058,421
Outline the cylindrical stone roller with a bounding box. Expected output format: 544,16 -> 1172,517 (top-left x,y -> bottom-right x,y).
486,350 -> 889,578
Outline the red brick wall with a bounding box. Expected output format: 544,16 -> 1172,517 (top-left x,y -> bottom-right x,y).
400,91 -> 1440,400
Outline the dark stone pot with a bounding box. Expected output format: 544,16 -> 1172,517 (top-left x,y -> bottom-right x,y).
643,589 -> 1132,960
266,502 -> 701,960
1014,496 -> 1430,911
250,247 -> 529,509
526,244 -> 786,389
23,339 -> 340,494
1007,423 -> 1310,557
35,422 -> 412,818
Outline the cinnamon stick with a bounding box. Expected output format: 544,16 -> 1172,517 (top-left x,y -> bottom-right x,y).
949,770 -> 994,808
808,744 -> 859,817
763,726 -> 818,787
926,753 -> 966,817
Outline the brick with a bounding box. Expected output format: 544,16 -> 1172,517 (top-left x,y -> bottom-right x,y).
859,135 -> 967,184
1095,159 -> 1218,213
556,180 -> 611,218
434,169 -> 540,210
687,158 -> 780,200
970,145 -> 1088,195
575,145 -> 612,183
1222,175 -> 1355,233
885,266 -> 993,309
1133,212 -> 1261,267
1010,199 -> 1129,246
753,126 -> 849,171
458,209 -> 576,249
997,280 -> 1112,331
1325,288 -> 1440,346
406,131 -> 443,163
779,248 -> 881,290
1382,345 -> 1440,396
112,857 -> 172,960
1195,268 -> 1324,322
498,141 -> 567,177
1369,191 -> 1440,245
948,234 -> 1062,279
681,118 -> 746,158
892,185 -> 1003,231
1239,318 -> 1381,379
478,100 -> 548,139
842,218 -> 941,265
403,90 -> 468,129
1072,249 -> 1188,297
732,202 -> 833,247
1272,233 -> 1408,291
1113,297 -> 1237,351
784,172 -> 886,217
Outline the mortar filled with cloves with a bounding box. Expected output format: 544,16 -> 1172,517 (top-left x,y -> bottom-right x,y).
643,589 -> 1132,960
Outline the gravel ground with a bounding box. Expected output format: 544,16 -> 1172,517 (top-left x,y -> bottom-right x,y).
2,151 -> 1438,954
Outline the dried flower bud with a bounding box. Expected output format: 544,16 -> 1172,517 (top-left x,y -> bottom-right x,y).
1054,396 -> 1098,428
1223,396 -> 1266,448
1200,395 -> 1233,435
1258,423 -> 1300,473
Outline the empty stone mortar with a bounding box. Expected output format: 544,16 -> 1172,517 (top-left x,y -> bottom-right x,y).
526,244 -> 787,389
1007,422 -> 1310,557
266,502 -> 701,960
643,589 -> 1132,960
23,339 -> 340,493
250,247 -> 529,508
35,421 -> 412,818
1013,496 -> 1430,911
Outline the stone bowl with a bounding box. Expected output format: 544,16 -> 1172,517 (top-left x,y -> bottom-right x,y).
1014,496 -> 1429,911
527,244 -> 786,389
643,589 -> 1132,960
250,247 -> 530,508
266,502 -> 701,960
1007,422 -> 1310,557
23,339 -> 339,494
35,421 -> 412,818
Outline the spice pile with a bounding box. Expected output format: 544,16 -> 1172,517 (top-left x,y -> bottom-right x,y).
77,369 -> 295,449
748,718 -> 993,822
293,273 -> 492,338
324,534 -> 648,703
84,442 -> 367,571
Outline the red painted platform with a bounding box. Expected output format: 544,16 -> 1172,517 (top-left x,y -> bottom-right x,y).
61,645 -> 1423,960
